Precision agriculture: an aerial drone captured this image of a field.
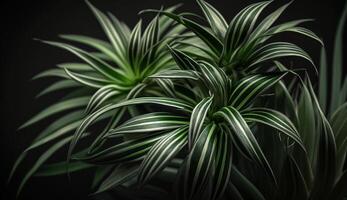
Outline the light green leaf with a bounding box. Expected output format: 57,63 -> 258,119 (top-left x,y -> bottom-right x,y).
19,97 -> 90,129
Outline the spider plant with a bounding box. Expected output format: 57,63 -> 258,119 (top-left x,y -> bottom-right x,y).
8,1 -> 190,196
9,0 -> 347,200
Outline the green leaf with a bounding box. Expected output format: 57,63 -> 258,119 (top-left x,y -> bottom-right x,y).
242,108 -> 304,150
211,130 -> 233,200
255,18 -> 324,51
329,170 -> 347,200
230,166 -> 266,200
147,10 -> 223,56
57,62 -> 93,71
319,47 -> 328,113
17,136 -> 74,197
188,96 -> 213,149
229,73 -> 286,110
154,78 -> 176,97
215,106 -> 276,185
305,78 -> 337,200
247,42 -> 315,72
64,68 -> 112,88
281,27 -> 323,46
278,156 -> 308,199
19,97 -> 90,129
138,126 -> 188,184
86,0 -> 126,56
26,120 -> 83,151
331,103 -> 347,175
330,2 -> 347,114
196,0 -> 227,39
85,85 -> 124,114
75,133 -> 165,165
36,80 -> 80,98
91,165 -> 114,189
338,77 -> 347,106
168,46 -> 201,71
32,69 -> 69,80
128,20 -> 143,69
68,96 -> 193,161
141,15 -> 159,61
106,112 -> 188,137
60,34 -> 128,69
248,1 -> 291,42
176,123 -> 218,200
41,40 -> 128,83
94,163 -> 139,195
223,1 -> 271,61
297,82 -> 317,164
150,69 -> 200,80
34,161 -> 93,177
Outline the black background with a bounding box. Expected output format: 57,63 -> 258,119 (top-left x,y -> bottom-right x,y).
1,0 -> 346,200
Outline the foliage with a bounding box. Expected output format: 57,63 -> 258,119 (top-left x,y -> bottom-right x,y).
9,1 -> 347,200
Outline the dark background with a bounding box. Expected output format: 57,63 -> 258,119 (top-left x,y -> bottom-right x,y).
1,0 -> 346,200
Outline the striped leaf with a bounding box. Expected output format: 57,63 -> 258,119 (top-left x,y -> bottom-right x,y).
214,106 -> 276,185
176,123 -> 218,200
57,62 -> 93,71
150,69 -> 200,80
128,20 -> 142,69
188,96 -> 213,149
223,1 -> 271,61
64,68 -> 113,89
68,96 -> 194,161
138,126 -> 188,184
248,1 -> 291,42
141,15 -> 159,57
280,27 -> 323,45
242,108 -> 305,150
246,42 -> 314,72
86,0 -> 126,56
155,78 -> 176,97
144,10 -> 223,56
106,112 -> 188,137
85,85 -> 123,114
229,73 -> 286,110
179,18 -> 223,56
211,130 -> 233,200
263,19 -> 313,40
60,34 -> 128,69
197,0 -> 227,39
75,133 -> 165,165
41,40 -> 128,83
168,46 -> 201,71
199,61 -> 230,105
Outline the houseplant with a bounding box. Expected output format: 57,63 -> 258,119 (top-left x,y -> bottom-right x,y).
9,0 -> 347,199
